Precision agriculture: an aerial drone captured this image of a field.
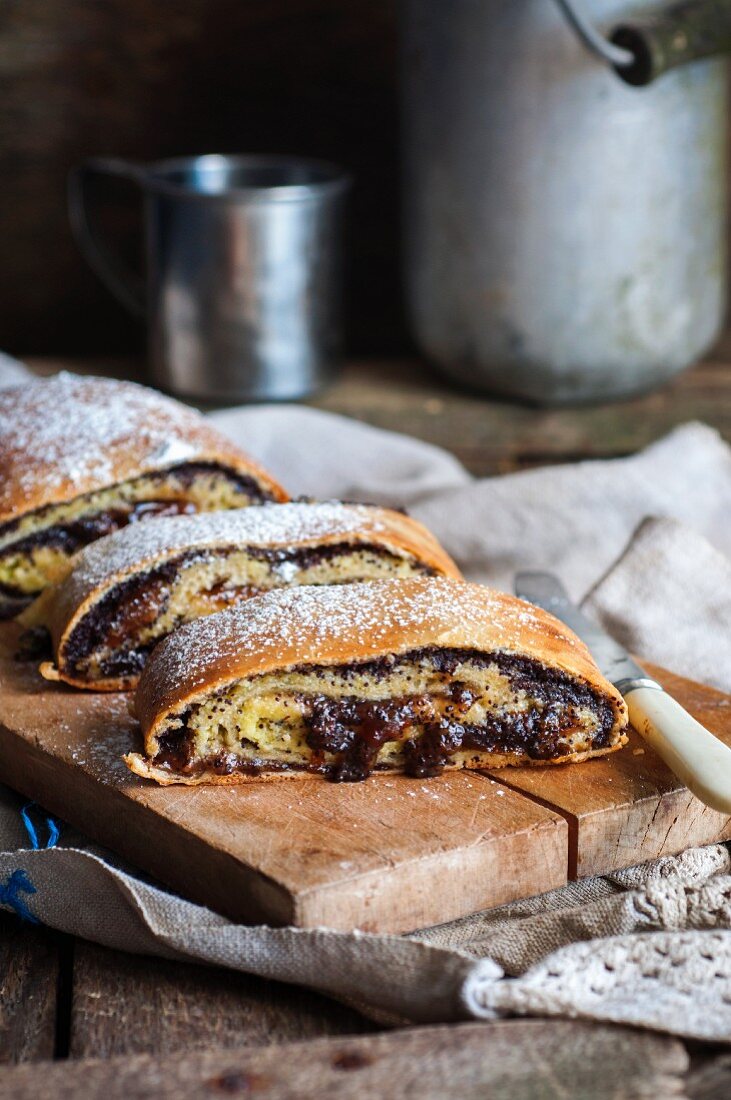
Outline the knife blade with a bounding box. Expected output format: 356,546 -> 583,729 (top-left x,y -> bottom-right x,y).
514,570 -> 731,814
514,571 -> 649,692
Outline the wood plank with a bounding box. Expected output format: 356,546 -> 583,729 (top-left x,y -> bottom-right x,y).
0,1020 -> 689,1099
0,913 -> 61,1063
316,358 -> 731,476
489,664 -> 731,878
0,638 -> 567,933
70,941 -> 375,1059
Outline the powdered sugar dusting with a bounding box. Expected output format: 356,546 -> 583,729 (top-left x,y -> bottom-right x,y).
67,502 -> 393,590
143,577 -> 576,701
0,372 -> 217,512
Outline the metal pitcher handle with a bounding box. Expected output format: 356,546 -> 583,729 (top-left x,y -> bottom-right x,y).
68,158 -> 147,316
555,0 -> 731,85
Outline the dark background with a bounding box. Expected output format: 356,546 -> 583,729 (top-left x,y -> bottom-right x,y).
0,1 -> 401,356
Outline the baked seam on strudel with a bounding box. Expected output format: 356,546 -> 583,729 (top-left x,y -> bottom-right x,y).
28,503 -> 460,691
0,373 -> 287,618
126,577 -> 629,785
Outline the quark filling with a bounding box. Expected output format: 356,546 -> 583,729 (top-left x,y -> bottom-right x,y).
146,648 -> 622,782
61,545 -> 433,685
0,462 -> 272,611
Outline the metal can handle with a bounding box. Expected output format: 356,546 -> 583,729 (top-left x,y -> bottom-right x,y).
553,0 -> 635,68
555,0 -> 731,85
67,157 -> 147,317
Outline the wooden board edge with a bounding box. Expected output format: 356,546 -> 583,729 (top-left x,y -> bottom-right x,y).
0,720 -> 296,927
293,792 -> 569,933
484,662 -> 731,880
0,714 -> 570,933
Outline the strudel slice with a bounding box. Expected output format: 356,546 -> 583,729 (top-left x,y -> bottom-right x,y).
126,577 -> 629,785
30,503 -> 459,690
0,373 -> 287,618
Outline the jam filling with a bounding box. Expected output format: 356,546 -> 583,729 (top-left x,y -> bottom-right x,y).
150,648 -> 618,782
63,554 -> 194,680
201,581 -> 262,610
305,684 -> 482,781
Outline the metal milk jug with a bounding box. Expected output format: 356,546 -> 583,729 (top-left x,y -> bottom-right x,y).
402,0 -> 731,404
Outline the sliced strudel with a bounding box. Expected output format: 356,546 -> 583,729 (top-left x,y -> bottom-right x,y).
126,577 -> 629,785
0,373 -> 287,617
29,503 -> 460,690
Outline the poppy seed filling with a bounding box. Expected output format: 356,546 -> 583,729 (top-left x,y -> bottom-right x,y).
149,647 -> 619,783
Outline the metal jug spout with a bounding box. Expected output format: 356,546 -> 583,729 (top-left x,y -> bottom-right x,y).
556,0 -> 731,85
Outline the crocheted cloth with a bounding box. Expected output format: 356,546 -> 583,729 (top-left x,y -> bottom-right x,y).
2,782 -> 731,1040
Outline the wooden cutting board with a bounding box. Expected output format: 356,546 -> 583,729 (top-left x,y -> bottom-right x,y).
0,624 -> 729,933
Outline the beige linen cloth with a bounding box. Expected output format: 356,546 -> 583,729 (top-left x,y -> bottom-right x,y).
1,361 -> 731,1040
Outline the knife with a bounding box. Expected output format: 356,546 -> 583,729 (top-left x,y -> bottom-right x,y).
514,571 -> 731,814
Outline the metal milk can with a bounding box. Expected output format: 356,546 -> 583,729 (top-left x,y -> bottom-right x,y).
402,0 -> 731,404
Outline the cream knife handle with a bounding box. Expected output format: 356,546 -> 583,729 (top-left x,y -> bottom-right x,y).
622,681 -> 731,814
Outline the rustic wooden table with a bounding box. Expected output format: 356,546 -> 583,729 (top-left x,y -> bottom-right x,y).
1,352 -> 730,1097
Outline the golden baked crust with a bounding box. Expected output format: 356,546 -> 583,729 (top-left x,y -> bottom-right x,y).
0,372 -> 287,527
31,503 -> 461,691
129,577 -> 629,783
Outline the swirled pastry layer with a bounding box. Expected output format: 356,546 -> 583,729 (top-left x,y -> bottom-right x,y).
127,578 -> 629,784
29,503 -> 459,690
0,373 -> 287,616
